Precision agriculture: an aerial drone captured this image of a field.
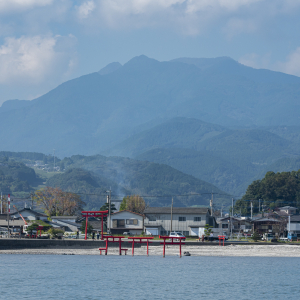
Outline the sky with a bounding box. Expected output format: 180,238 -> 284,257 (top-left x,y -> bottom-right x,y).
1,0 -> 300,105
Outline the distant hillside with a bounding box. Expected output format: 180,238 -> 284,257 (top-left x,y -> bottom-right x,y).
0,151 -> 59,165
0,158 -> 42,194
110,117 -> 298,195
0,55 -> 300,156
60,155 -> 232,208
46,168 -> 129,210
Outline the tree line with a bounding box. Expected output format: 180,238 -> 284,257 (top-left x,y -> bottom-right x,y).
235,170 -> 300,215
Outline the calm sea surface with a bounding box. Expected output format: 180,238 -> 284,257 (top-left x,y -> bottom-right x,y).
1,255 -> 299,300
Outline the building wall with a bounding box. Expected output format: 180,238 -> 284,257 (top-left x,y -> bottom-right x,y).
110,211 -> 143,229
145,213 -> 208,235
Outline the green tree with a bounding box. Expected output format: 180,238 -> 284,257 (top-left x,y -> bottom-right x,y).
47,228 -> 64,239
26,223 -> 39,236
80,221 -> 93,234
204,224 -> 213,237
235,170 -> 300,215
99,202 -> 116,226
120,195 -> 146,214
251,230 -> 261,242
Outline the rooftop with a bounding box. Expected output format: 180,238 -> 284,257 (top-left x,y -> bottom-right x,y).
144,207 -> 210,214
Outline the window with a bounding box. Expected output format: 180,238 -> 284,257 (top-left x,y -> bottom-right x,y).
126,219 -> 138,225
194,217 -> 201,222
222,224 -> 229,228
117,219 -> 125,227
179,217 -> 186,221
148,216 -> 156,221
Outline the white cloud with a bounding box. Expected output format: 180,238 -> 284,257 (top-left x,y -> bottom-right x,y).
78,0 -> 300,36
0,35 -> 77,85
0,0 -> 53,13
239,48 -> 300,77
239,53 -> 271,70
77,1 -> 96,19
277,47 -> 300,77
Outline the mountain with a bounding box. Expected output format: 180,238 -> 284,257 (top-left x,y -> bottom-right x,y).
0,99 -> 33,113
59,154 -> 231,208
0,55 -> 300,157
108,117 -> 300,195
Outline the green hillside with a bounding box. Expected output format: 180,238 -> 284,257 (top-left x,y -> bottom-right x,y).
46,168 -> 129,211
60,155 -> 232,208
0,157 -> 42,194
111,117 -> 297,195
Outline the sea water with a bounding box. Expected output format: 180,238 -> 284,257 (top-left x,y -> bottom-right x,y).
0,255 -> 299,300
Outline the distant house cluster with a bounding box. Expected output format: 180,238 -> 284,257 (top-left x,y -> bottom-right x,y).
1,205 -> 299,239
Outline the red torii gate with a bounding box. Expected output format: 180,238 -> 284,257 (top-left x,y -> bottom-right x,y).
128,237 -> 154,256
81,210 -> 108,240
159,235 -> 186,258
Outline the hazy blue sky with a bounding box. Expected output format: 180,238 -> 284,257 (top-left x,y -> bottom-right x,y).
1,0 -> 300,105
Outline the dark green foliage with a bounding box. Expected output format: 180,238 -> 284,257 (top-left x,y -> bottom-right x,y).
80,221 -> 93,234
251,230 -> 261,242
0,151 -> 59,165
100,202 -> 116,213
204,224 -> 213,237
0,158 -> 41,193
235,170 -> 300,215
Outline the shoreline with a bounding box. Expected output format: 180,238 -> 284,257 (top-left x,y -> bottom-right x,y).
1,244 -> 300,257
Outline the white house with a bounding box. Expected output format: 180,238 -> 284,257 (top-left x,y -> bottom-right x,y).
110,210 -> 144,235
144,207 -> 216,236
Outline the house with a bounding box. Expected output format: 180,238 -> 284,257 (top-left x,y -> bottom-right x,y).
0,219 -> 25,235
77,217 -> 107,233
51,216 -> 80,232
110,210 -> 144,235
10,208 -> 48,221
144,207 -> 216,236
287,215 -> 300,238
278,206 -> 298,215
252,217 -> 284,236
216,217 -> 252,236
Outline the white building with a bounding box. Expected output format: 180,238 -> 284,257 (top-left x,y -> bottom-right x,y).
144,207 -> 216,236
110,210 -> 144,235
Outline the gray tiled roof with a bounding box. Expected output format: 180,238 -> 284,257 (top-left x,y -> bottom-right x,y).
290,215 -> 300,222
144,207 -> 210,214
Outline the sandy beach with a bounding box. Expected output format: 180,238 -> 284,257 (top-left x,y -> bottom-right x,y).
1,244 -> 300,257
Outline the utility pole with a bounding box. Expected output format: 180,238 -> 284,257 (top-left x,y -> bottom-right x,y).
221,204 -> 224,218
259,199 -> 261,212
251,201 -> 253,219
1,192 -> 2,214
107,189 -> 111,234
231,198 -> 234,239
210,192 -> 214,216
7,194 -> 10,238
170,198 -> 173,233
53,149 -> 56,171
